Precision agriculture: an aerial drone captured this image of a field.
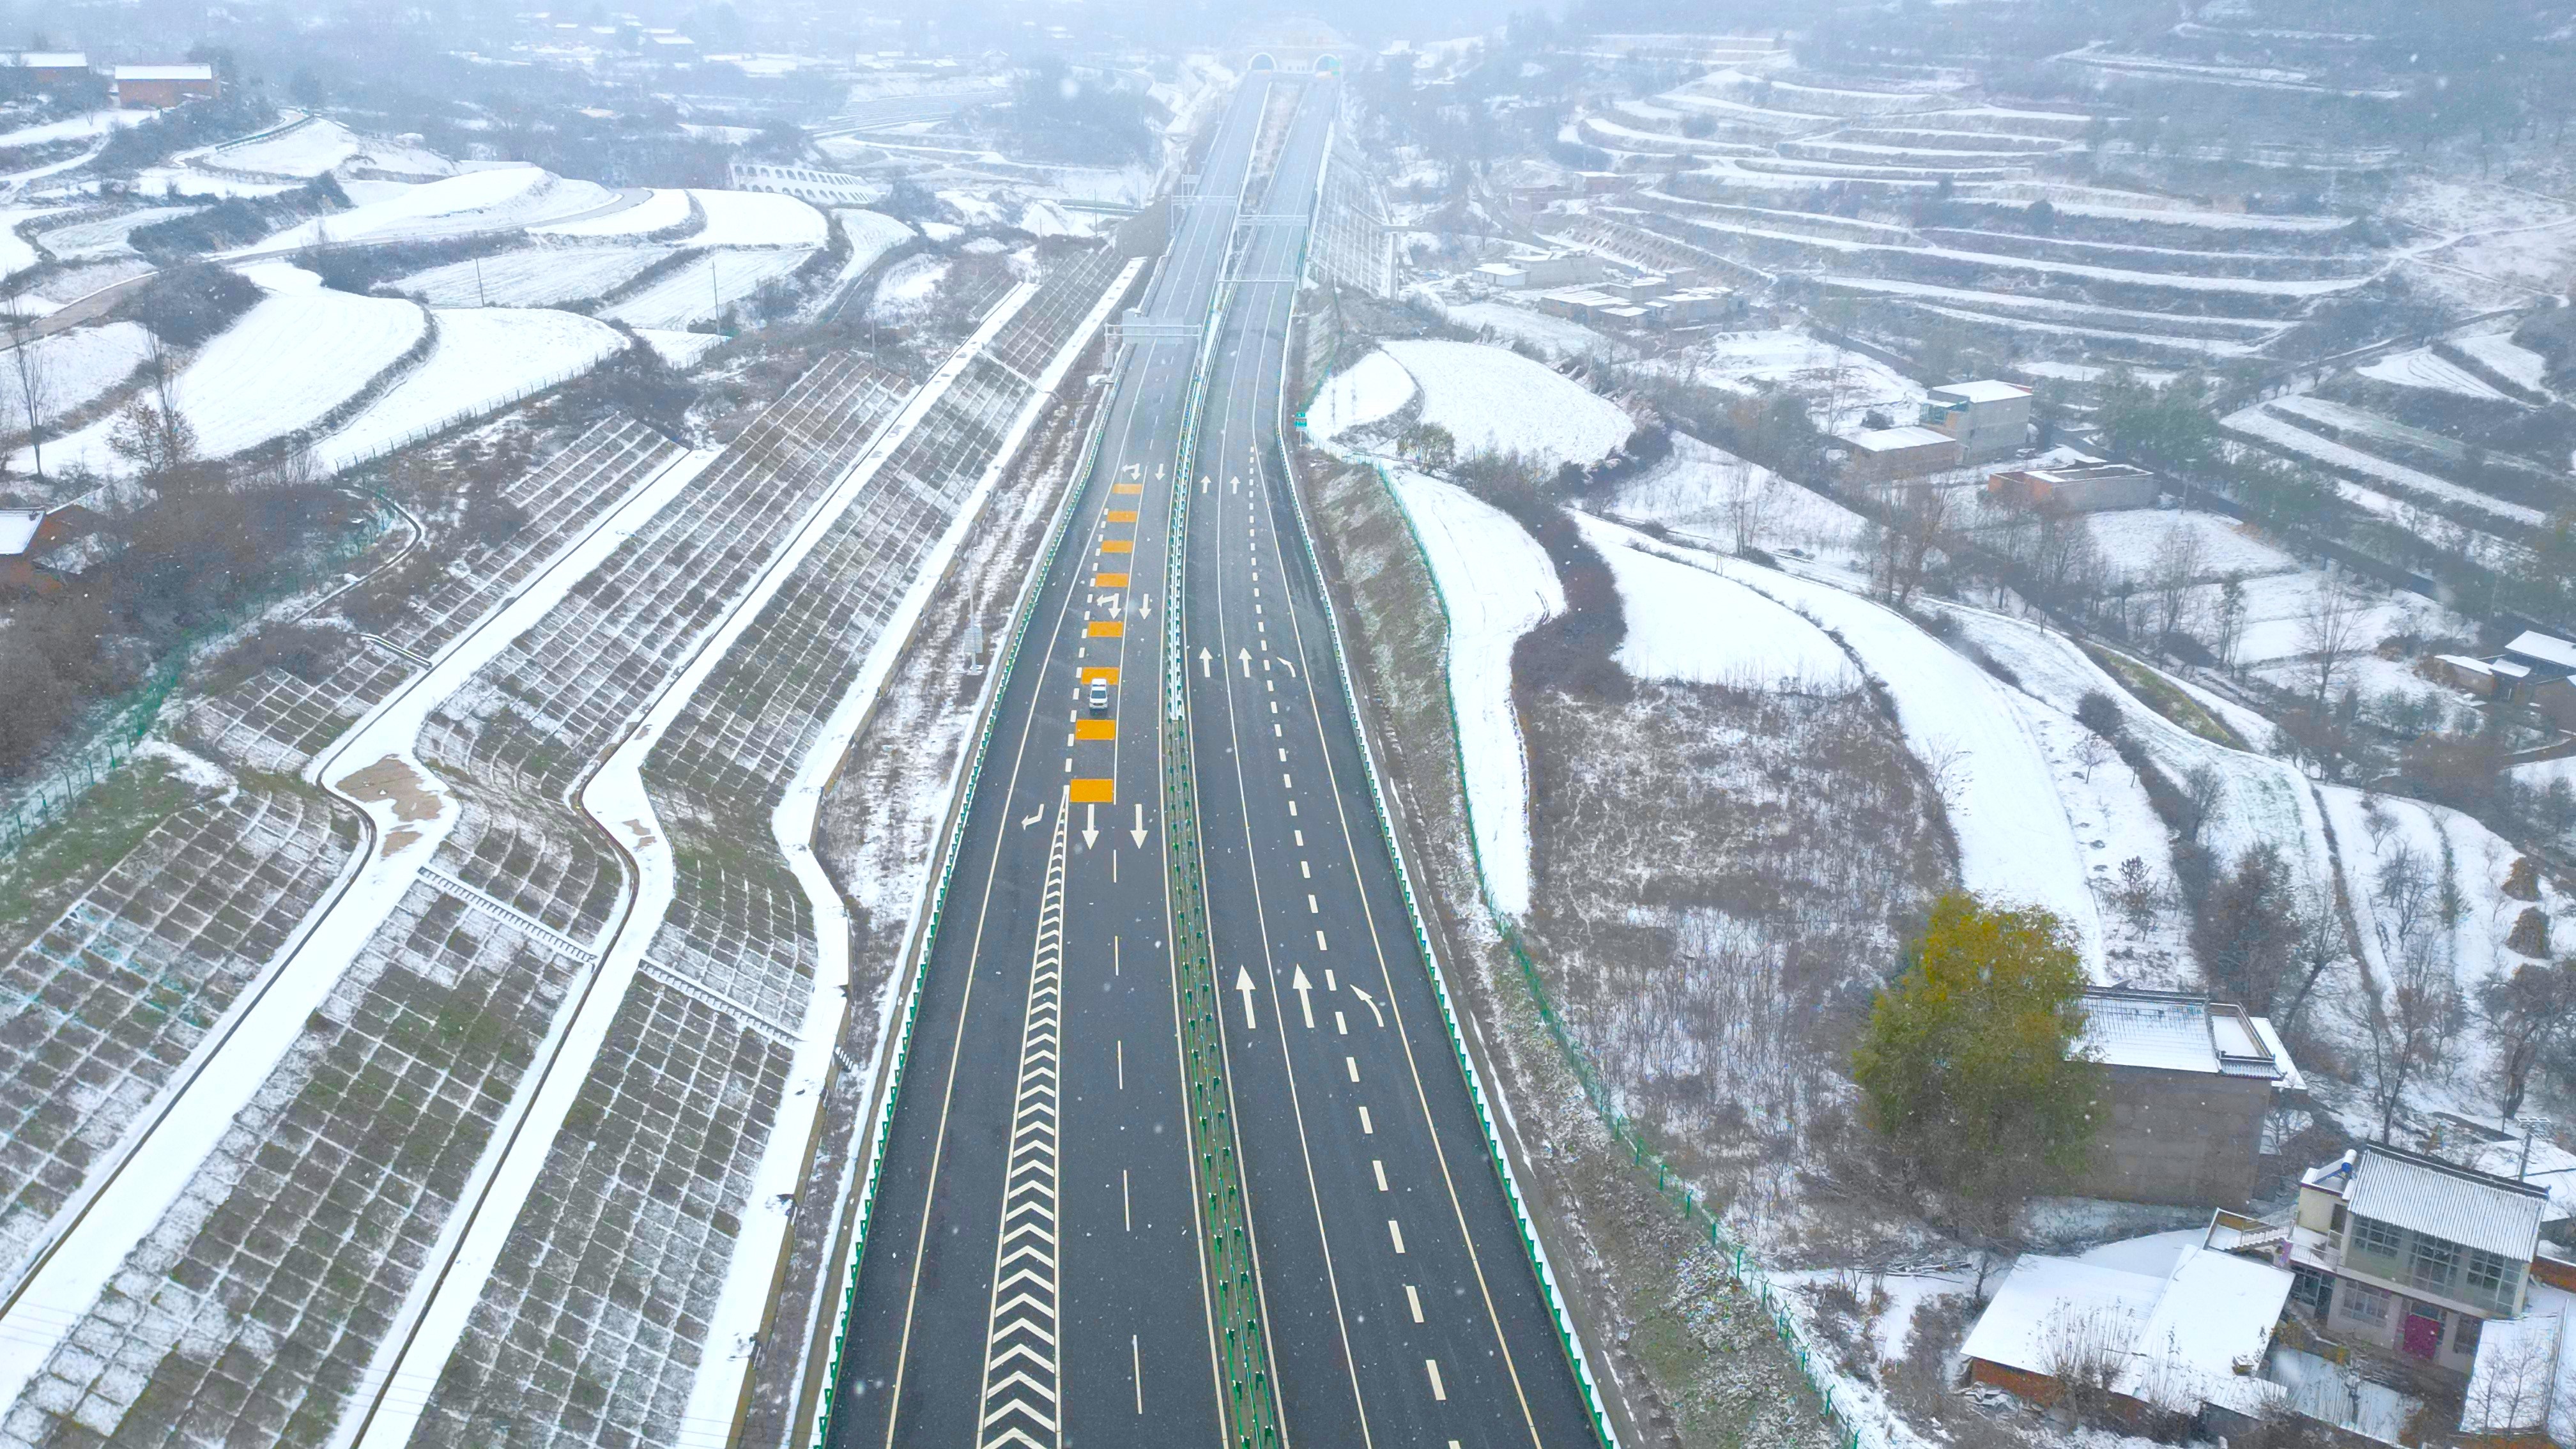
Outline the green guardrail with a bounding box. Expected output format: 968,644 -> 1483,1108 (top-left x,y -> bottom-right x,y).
1163,266 -> 1288,1449
806,269 -> 1142,1449
1276,330 -> 1876,1448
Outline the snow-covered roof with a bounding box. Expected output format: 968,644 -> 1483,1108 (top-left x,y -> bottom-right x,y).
2111,1247 -> 2295,1418
1845,424 -> 1954,452
1963,1243 -> 2292,1420
2504,631 -> 2576,675
1932,379 -> 2032,404
2439,654 -> 2501,677
2462,1282 -> 2576,1442
2076,988 -> 2296,1081
114,64 -> 214,81
2348,1146 -> 2547,1262
0,507 -> 42,556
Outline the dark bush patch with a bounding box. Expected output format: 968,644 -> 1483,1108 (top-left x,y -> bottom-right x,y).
127,175 -> 345,263
116,261 -> 265,346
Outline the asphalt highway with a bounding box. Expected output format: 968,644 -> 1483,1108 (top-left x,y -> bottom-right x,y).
826,73 -> 1277,1449
1178,80 -> 1602,1448
827,71 -> 1600,1449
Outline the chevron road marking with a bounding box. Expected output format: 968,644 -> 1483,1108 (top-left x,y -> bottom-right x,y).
976,791 -> 1070,1449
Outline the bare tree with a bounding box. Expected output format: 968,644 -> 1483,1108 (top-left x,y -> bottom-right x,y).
2036,1300 -> 2139,1426
107,331 -> 196,477
2148,521 -> 2207,650
2345,929 -> 2463,1141
2299,569 -> 2370,710
2214,574 -> 2249,675
2459,1314 -> 2557,1440
1871,480 -> 1951,610
2477,962 -> 2576,1119
1720,456 -> 1773,555
3,289 -> 51,481
2074,731 -> 2112,783
2276,873 -> 2348,1032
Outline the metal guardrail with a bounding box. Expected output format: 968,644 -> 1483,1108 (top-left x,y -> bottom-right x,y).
1161,264 -> 1289,1449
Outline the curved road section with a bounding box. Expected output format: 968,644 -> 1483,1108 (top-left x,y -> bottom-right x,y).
827,73 -> 1599,1448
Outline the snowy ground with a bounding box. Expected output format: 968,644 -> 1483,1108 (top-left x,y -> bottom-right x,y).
29,266 -> 425,473
636,329 -> 723,370
1438,298 -> 1632,360
194,117 -> 452,181
3,321 -> 151,421
1662,327 -> 1928,434
313,308 -> 626,472
33,206 -> 198,261
1604,433 -> 1873,568
530,187 -> 689,239
834,208 -> 914,279
251,166 -> 617,250
2356,346 -> 2507,400
603,248 -> 813,330
1388,466 -> 1562,916
866,254 -> 948,321
686,188 -> 829,248
1576,513 -> 1853,689
0,109 -> 146,149
393,243 -> 674,307
1305,348 -> 1417,441
2456,331 -> 2552,392
0,204 -> 66,279
1379,339 -> 1634,467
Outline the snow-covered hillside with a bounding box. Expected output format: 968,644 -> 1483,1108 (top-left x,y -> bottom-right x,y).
312,308 -> 625,471
1381,339 -> 1634,467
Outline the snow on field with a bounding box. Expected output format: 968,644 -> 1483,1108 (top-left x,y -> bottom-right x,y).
1605,433 -> 1871,566
253,165 -> 617,250
834,208 -> 914,278
2457,332 -> 2553,392
636,329 -> 722,369
1664,326 -> 1926,433
34,206 -> 199,261
197,116 -> 452,180
28,266 -> 425,473
603,247 -> 811,330
0,205 -> 66,277
1942,608 -> 2340,932
1391,466 -> 1562,916
2318,786 -> 2566,1104
866,254 -> 947,321
1306,349 -> 1418,441
2224,404 -> 2547,526
2229,569 -> 2437,666
2357,346 -> 2507,400
0,109 -> 148,149
133,169 -> 299,199
394,243 -> 674,307
685,189 -> 829,247
1577,514 -> 1852,688
1440,299 -> 1630,360
1670,541 -> 2108,967
2511,755 -> 2576,795
1380,339 -> 1633,467
531,187 -> 690,238
3,321 -> 151,419
2082,509 -> 2303,586
312,307 -> 624,471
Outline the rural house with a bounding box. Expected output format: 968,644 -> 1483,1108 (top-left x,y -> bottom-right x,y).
1986,459 -> 2160,514
1921,378 -> 2033,463
111,63 -> 217,108
0,52 -> 89,86
1961,1236 -> 2294,1434
2071,986 -> 2302,1209
2281,1146 -> 2549,1377
1838,424 -> 1961,481
2423,630 -> 2576,730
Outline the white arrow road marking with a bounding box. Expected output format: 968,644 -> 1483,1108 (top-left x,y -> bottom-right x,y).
1138,594 -> 1153,620
1130,804 -> 1147,848
1101,594 -> 1123,618
1233,966 -> 1258,1029
1278,659 -> 1298,679
1197,647 -> 1213,678
1082,804 -> 1098,849
1289,965 -> 1314,1029
1020,804 -> 1045,829
1236,648 -> 1252,677
1349,985 -> 1384,1029
976,792 -> 1068,1449
1231,475 -> 1240,493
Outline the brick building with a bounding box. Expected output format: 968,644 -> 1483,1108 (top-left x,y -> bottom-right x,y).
2072,987 -> 2303,1209
111,63 -> 217,109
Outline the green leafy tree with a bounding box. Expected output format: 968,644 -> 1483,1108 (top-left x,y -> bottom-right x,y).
1853,894 -> 2101,1232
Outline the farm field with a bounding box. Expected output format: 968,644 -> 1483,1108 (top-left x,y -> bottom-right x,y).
604,247 -> 813,329
312,307 -> 627,471
392,243 -> 675,307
